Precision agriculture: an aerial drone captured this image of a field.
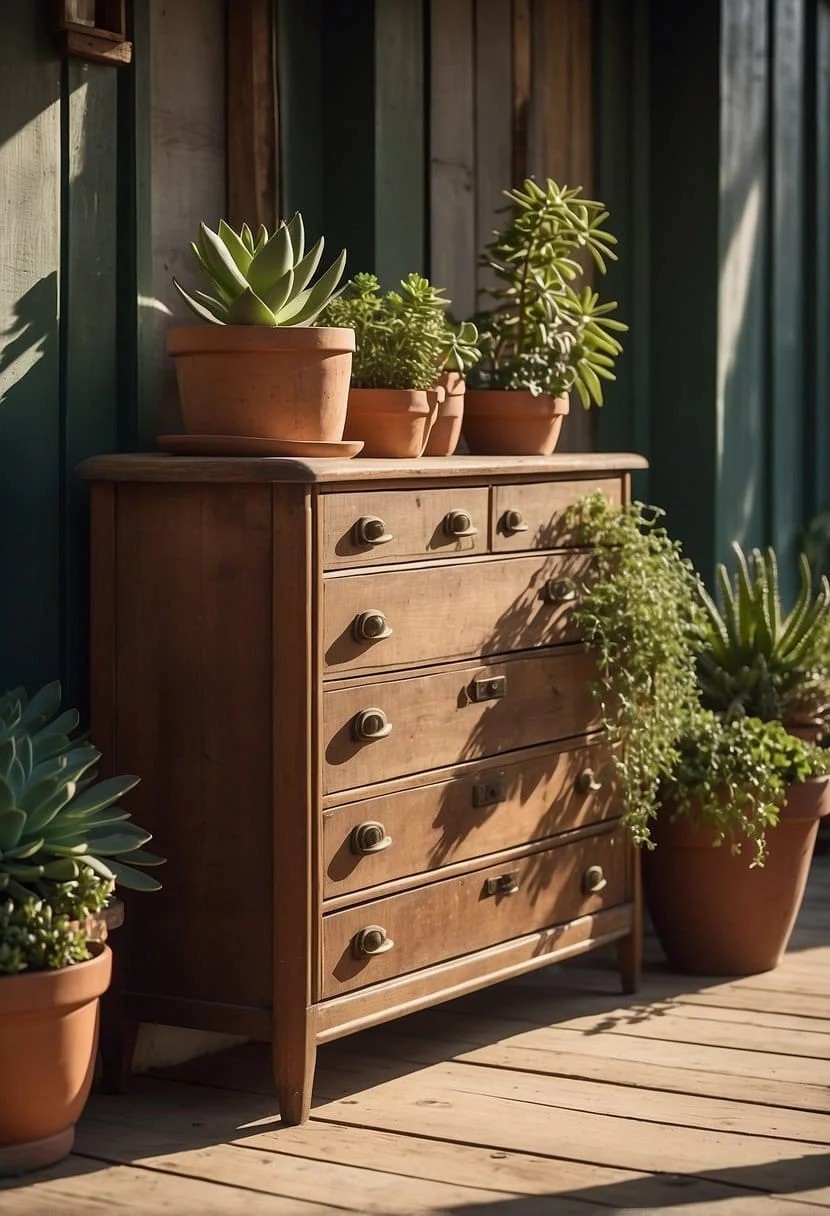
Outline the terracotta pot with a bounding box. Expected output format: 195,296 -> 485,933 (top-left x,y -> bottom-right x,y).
463,390 -> 570,455
423,372 -> 465,456
643,778 -> 830,976
343,387 -> 443,458
0,942 -> 112,1175
167,325 -> 354,441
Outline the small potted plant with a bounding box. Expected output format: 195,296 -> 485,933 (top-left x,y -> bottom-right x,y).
567,493 -> 830,977
169,214 -> 353,449
320,273 -> 472,458
0,683 -> 162,1174
423,319 -> 481,457
465,178 -> 627,455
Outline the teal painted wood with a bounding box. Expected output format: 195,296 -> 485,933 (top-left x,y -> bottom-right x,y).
0,5 -> 63,690
278,0 -> 323,236
768,0 -> 805,598
807,1 -> 830,519
716,0 -> 770,570
374,0 -> 425,286
61,59 -> 119,710
594,0 -> 651,499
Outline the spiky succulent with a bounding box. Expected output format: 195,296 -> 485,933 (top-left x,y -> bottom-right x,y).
0,683 -> 163,901
698,544 -> 830,724
173,214 -> 347,327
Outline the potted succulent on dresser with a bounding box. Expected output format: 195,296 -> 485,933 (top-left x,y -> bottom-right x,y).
465,178 -> 627,455
320,272 -> 464,457
167,214 -> 354,453
0,683 -> 162,1175
566,492 -> 830,976
423,319 -> 481,457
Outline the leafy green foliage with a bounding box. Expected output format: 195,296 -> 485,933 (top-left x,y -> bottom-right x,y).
0,883 -> 109,974
0,684 -> 164,901
697,544 -> 830,725
320,273 -> 480,390
471,179 -> 627,406
173,215 -> 346,327
567,493 -> 830,866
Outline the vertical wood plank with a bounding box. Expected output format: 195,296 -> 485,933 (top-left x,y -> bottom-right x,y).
475,0 -> 512,305
430,0 -> 476,318
61,58 -> 119,711
511,0 -> 532,186
278,0 -> 323,236
806,1 -> 830,523
226,0 -> 279,231
375,0 -> 425,286
0,4 -> 62,689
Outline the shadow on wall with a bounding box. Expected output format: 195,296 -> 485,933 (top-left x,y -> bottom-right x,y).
0,274 -> 57,403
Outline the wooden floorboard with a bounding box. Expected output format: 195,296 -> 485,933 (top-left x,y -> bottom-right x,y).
1,857 -> 827,1215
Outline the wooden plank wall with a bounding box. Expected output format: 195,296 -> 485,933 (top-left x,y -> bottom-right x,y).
429,0 -> 597,451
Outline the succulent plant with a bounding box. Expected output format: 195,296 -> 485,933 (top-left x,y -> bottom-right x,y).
697,544 -> 830,725
440,320 -> 481,375
173,214 -> 347,327
0,684 -> 163,901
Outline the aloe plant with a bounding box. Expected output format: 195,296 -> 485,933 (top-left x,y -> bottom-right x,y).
697,544 -> 830,724
173,214 -> 347,327
0,684 -> 163,900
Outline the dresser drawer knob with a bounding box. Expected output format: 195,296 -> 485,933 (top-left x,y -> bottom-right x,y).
353,610 -> 393,642
485,871 -> 520,897
352,707 -> 392,742
350,821 -> 392,854
582,864 -> 607,895
444,509 -> 478,539
353,515 -> 393,546
542,576 -> 577,604
502,508 -> 529,535
353,925 -> 395,957
575,767 -> 602,795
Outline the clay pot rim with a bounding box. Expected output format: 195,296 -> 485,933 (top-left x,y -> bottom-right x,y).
348,386 -> 444,417
0,941 -> 112,1016
465,389 -> 570,418
167,324 -> 356,356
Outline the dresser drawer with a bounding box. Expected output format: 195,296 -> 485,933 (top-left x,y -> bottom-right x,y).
323,741 -> 615,899
323,551 -> 592,676
322,487 -> 489,568
492,478 -> 623,552
321,827 -> 629,996
323,648 -> 599,793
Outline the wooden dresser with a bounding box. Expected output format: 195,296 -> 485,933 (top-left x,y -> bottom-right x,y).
80,453 -> 646,1124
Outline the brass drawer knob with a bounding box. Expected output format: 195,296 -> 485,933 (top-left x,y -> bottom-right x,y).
444,509 -> 478,539
353,924 -> 395,957
353,515 -> 393,546
353,610 -> 393,641
352,707 -> 392,742
350,821 -> 392,855
502,508 -> 529,535
485,871 -> 520,896
582,864 -> 607,894
542,576 -> 577,604
575,767 -> 602,795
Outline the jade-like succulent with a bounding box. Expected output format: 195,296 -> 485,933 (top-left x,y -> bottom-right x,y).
173,214 -> 347,327
0,684 -> 164,900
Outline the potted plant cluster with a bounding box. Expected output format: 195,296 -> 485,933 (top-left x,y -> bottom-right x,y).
465,178 -> 627,455
319,272 -> 479,457
168,214 -> 354,453
567,492 -> 830,976
0,682 -> 161,1175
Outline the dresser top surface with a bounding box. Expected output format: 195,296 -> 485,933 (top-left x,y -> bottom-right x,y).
78,452 -> 648,485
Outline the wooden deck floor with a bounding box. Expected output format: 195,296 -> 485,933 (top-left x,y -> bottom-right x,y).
3,859 -> 829,1215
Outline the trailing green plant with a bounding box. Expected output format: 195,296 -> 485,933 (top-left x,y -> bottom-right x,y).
665,711 -> 830,866
319,272 -> 479,389
697,544 -> 830,725
0,873 -> 112,975
0,684 -> 164,901
173,214 -> 346,327
566,492 -> 705,848
471,178 -> 627,406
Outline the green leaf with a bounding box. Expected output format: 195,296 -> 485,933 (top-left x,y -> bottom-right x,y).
226,288 -> 277,326
0,809 -> 25,849
218,219 -> 253,274
198,222 -> 249,299
247,224 -> 294,298
261,269 -> 295,317
240,222 -> 255,254
275,249 -> 347,325
173,279 -> 227,325
286,211 -> 305,264
104,859 -> 163,892
21,682 -> 62,731
290,237 -> 324,295
125,848 -> 166,867
88,827 -> 153,855
64,774 -> 140,819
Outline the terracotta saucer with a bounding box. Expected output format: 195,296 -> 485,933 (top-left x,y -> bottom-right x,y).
157,435 -> 364,458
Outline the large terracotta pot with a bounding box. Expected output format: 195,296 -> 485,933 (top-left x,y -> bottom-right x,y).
423,372 -> 465,456
463,390 -> 570,455
0,942 -> 112,1175
643,778 -> 830,976
343,387 -> 442,458
167,325 -> 354,441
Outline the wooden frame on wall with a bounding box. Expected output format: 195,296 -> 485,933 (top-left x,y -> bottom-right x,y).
54,0 -> 133,65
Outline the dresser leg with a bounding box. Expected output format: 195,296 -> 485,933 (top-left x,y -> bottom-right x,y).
617,930 -> 642,994
273,1012 -> 316,1126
